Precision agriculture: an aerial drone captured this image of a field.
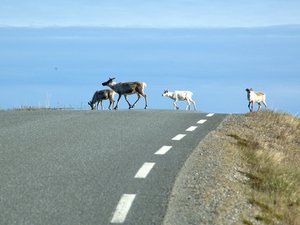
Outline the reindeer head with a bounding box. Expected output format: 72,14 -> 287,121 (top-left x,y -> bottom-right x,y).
88,101 -> 95,110
245,88 -> 253,93
102,77 -> 116,86
162,89 -> 169,97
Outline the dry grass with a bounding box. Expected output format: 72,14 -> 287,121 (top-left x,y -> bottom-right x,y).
224,111 -> 300,225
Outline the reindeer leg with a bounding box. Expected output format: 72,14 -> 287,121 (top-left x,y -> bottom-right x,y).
248,102 -> 252,112
124,95 -> 133,109
186,100 -> 191,110
114,94 -> 122,110
136,91 -> 147,109
143,94 -> 147,109
88,101 -> 93,110
263,100 -> 267,109
108,100 -> 111,110
132,93 -> 141,109
139,89 -> 147,109
174,100 -> 179,110
112,100 -> 115,110
108,100 -> 114,110
100,100 -> 103,110
191,99 -> 196,111
257,102 -> 261,111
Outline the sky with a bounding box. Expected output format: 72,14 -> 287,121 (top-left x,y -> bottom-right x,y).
0,1 -> 300,114
1,0 -> 300,28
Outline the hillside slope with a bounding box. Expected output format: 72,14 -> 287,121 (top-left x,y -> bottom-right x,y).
164,111 -> 300,225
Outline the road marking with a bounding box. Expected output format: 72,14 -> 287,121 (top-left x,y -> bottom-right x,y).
134,162 -> 155,178
172,134 -> 186,141
197,119 -> 207,124
155,146 -> 172,155
186,126 -> 198,132
206,113 -> 215,117
111,194 -> 136,224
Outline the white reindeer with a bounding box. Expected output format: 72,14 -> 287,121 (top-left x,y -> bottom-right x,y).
88,89 -> 115,110
162,90 -> 196,111
245,88 -> 267,112
102,77 -> 148,110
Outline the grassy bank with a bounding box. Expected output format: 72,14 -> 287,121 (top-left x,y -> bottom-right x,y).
225,111 -> 300,224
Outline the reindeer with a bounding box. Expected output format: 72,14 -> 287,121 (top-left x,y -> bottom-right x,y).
162,90 -> 196,110
245,88 -> 267,112
102,77 -> 148,110
88,89 -> 115,110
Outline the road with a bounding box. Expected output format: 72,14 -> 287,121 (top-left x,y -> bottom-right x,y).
0,110 -> 226,225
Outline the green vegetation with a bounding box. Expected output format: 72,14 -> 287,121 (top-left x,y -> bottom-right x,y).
227,111 -> 300,224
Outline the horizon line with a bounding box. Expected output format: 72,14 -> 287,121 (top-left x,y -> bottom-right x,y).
1,24 -> 300,30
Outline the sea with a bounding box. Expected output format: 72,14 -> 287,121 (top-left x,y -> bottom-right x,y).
0,26 -> 300,114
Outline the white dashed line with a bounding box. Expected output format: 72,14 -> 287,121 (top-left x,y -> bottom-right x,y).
134,162 -> 155,178
197,119 -> 207,124
172,134 -> 186,141
155,146 -> 172,155
111,112 -> 216,223
186,126 -> 198,132
111,194 -> 136,224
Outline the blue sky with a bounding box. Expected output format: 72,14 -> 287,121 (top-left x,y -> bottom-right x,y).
0,1 -> 300,114
1,0 -> 300,28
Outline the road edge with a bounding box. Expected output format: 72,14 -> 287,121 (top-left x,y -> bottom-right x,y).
162,115 -> 250,225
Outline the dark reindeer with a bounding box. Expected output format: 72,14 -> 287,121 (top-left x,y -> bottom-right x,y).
88,89 -> 115,110
102,77 -> 148,110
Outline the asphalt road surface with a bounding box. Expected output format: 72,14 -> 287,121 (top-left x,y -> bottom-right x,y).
0,110 -> 226,225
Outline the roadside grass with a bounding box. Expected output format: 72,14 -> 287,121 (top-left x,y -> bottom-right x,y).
226,111 -> 300,225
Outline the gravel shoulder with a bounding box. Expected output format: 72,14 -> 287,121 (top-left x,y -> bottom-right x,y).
163,114 -> 251,225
